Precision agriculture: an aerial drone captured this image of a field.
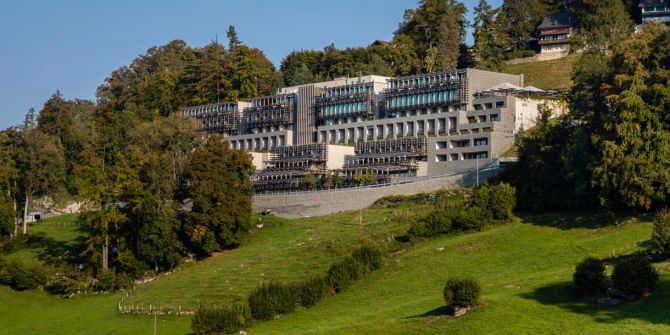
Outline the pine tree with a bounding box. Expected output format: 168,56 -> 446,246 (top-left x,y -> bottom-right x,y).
473,0 -> 509,71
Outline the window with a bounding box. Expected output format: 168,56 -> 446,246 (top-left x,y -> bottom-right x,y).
474,138 -> 488,146
491,114 -> 500,122
496,101 -> 504,108
474,104 -> 483,110
436,154 -> 447,162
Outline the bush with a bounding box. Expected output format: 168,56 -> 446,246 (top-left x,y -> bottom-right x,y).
294,275 -> 326,308
612,256 -> 659,297
247,282 -> 297,321
4,260 -> 48,290
46,271 -> 89,297
192,300 -> 251,335
352,244 -> 382,271
93,269 -> 132,292
443,277 -> 481,308
326,256 -> 365,293
115,250 -> 146,279
572,257 -> 606,295
0,196 -> 14,237
651,209 -> 670,260
452,207 -> 486,231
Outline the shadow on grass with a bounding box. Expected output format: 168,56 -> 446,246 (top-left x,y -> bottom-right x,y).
520,279 -> 670,325
27,233 -> 86,266
519,209 -> 650,231
404,305 -> 451,319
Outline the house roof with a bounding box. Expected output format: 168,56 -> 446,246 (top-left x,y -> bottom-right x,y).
639,0 -> 669,7
538,12 -> 574,30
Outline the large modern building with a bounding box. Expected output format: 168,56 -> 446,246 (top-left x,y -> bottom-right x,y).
640,0 -> 670,24
182,69 -> 563,191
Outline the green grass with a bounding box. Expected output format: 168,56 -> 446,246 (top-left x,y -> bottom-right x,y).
505,54 -> 578,91
1,213 -> 84,267
124,207 -> 413,308
1,206 -> 669,335
250,211 -> 670,334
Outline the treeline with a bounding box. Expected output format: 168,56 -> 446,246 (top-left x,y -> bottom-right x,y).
281,0 -> 641,84
504,23 -> 670,212
0,25 -> 263,286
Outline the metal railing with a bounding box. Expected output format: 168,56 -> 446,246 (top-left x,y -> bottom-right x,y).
254,163 -> 501,197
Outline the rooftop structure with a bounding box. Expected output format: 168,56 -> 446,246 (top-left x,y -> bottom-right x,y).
640,0 -> 670,24
537,13 -> 576,54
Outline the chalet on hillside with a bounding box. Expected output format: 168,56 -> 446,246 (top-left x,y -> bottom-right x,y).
537,13 -> 576,54
640,0 -> 670,24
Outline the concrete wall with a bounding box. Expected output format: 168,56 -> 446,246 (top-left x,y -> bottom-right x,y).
326,144 -> 355,170
253,168 -> 500,218
250,152 -> 270,171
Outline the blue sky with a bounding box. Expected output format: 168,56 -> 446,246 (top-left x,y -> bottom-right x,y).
0,0 -> 501,129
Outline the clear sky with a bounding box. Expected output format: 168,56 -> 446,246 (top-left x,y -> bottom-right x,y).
0,0 -> 501,129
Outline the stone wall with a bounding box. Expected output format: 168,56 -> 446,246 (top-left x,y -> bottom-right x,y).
253,168 -> 500,218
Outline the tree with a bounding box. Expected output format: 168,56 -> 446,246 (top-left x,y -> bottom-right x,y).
183,135 -> 254,255
569,0 -> 634,52
500,0 -> 549,50
592,25 -> 670,209
227,26 -> 242,51
17,128 -> 66,234
131,199 -> 183,271
473,0 -> 509,71
395,0 -> 468,71
82,206 -> 126,271
0,130 -> 20,236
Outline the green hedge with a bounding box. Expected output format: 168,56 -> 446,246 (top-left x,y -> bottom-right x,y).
0,259 -> 48,291
248,282 -> 298,321
326,256 -> 366,293
193,300 -> 251,335
294,275 -> 326,308
352,244 -> 382,271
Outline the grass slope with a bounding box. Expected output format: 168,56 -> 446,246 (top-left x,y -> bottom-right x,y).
123,208 -> 411,308
505,54 -> 578,91
1,208 -> 669,335
250,212 -> 669,334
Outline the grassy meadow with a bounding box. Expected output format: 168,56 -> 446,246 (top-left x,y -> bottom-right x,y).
1,202 -> 669,335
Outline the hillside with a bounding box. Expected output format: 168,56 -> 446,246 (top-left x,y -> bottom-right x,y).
504,54 -> 578,91
2,205 -> 669,335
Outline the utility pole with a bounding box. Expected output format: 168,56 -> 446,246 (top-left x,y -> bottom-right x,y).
476,156 -> 479,187
359,191 -> 362,225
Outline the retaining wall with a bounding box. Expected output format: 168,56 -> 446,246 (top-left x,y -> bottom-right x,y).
253,169 -> 500,218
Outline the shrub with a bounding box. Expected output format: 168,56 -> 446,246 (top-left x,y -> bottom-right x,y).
487,183 -> 516,220
612,256 -> 658,297
0,258 -> 10,285
4,260 -> 48,290
247,282 -> 297,321
572,257 -> 606,295
93,269 -> 132,292
115,250 -> 146,279
326,256 -> 365,293
46,271 -> 89,297
443,277 -> 481,308
192,300 -> 251,335
352,244 -> 382,271
452,207 -> 486,231
651,209 -> 670,260
0,196 -> 14,237
294,275 -> 327,308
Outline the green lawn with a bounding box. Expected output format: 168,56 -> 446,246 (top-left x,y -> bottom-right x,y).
1,207 -> 669,335
505,54 -> 578,91
124,207 -> 414,309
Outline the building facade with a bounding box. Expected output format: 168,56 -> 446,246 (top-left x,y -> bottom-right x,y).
183,69 -> 563,191
640,0 -> 670,24
537,13 -> 576,54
